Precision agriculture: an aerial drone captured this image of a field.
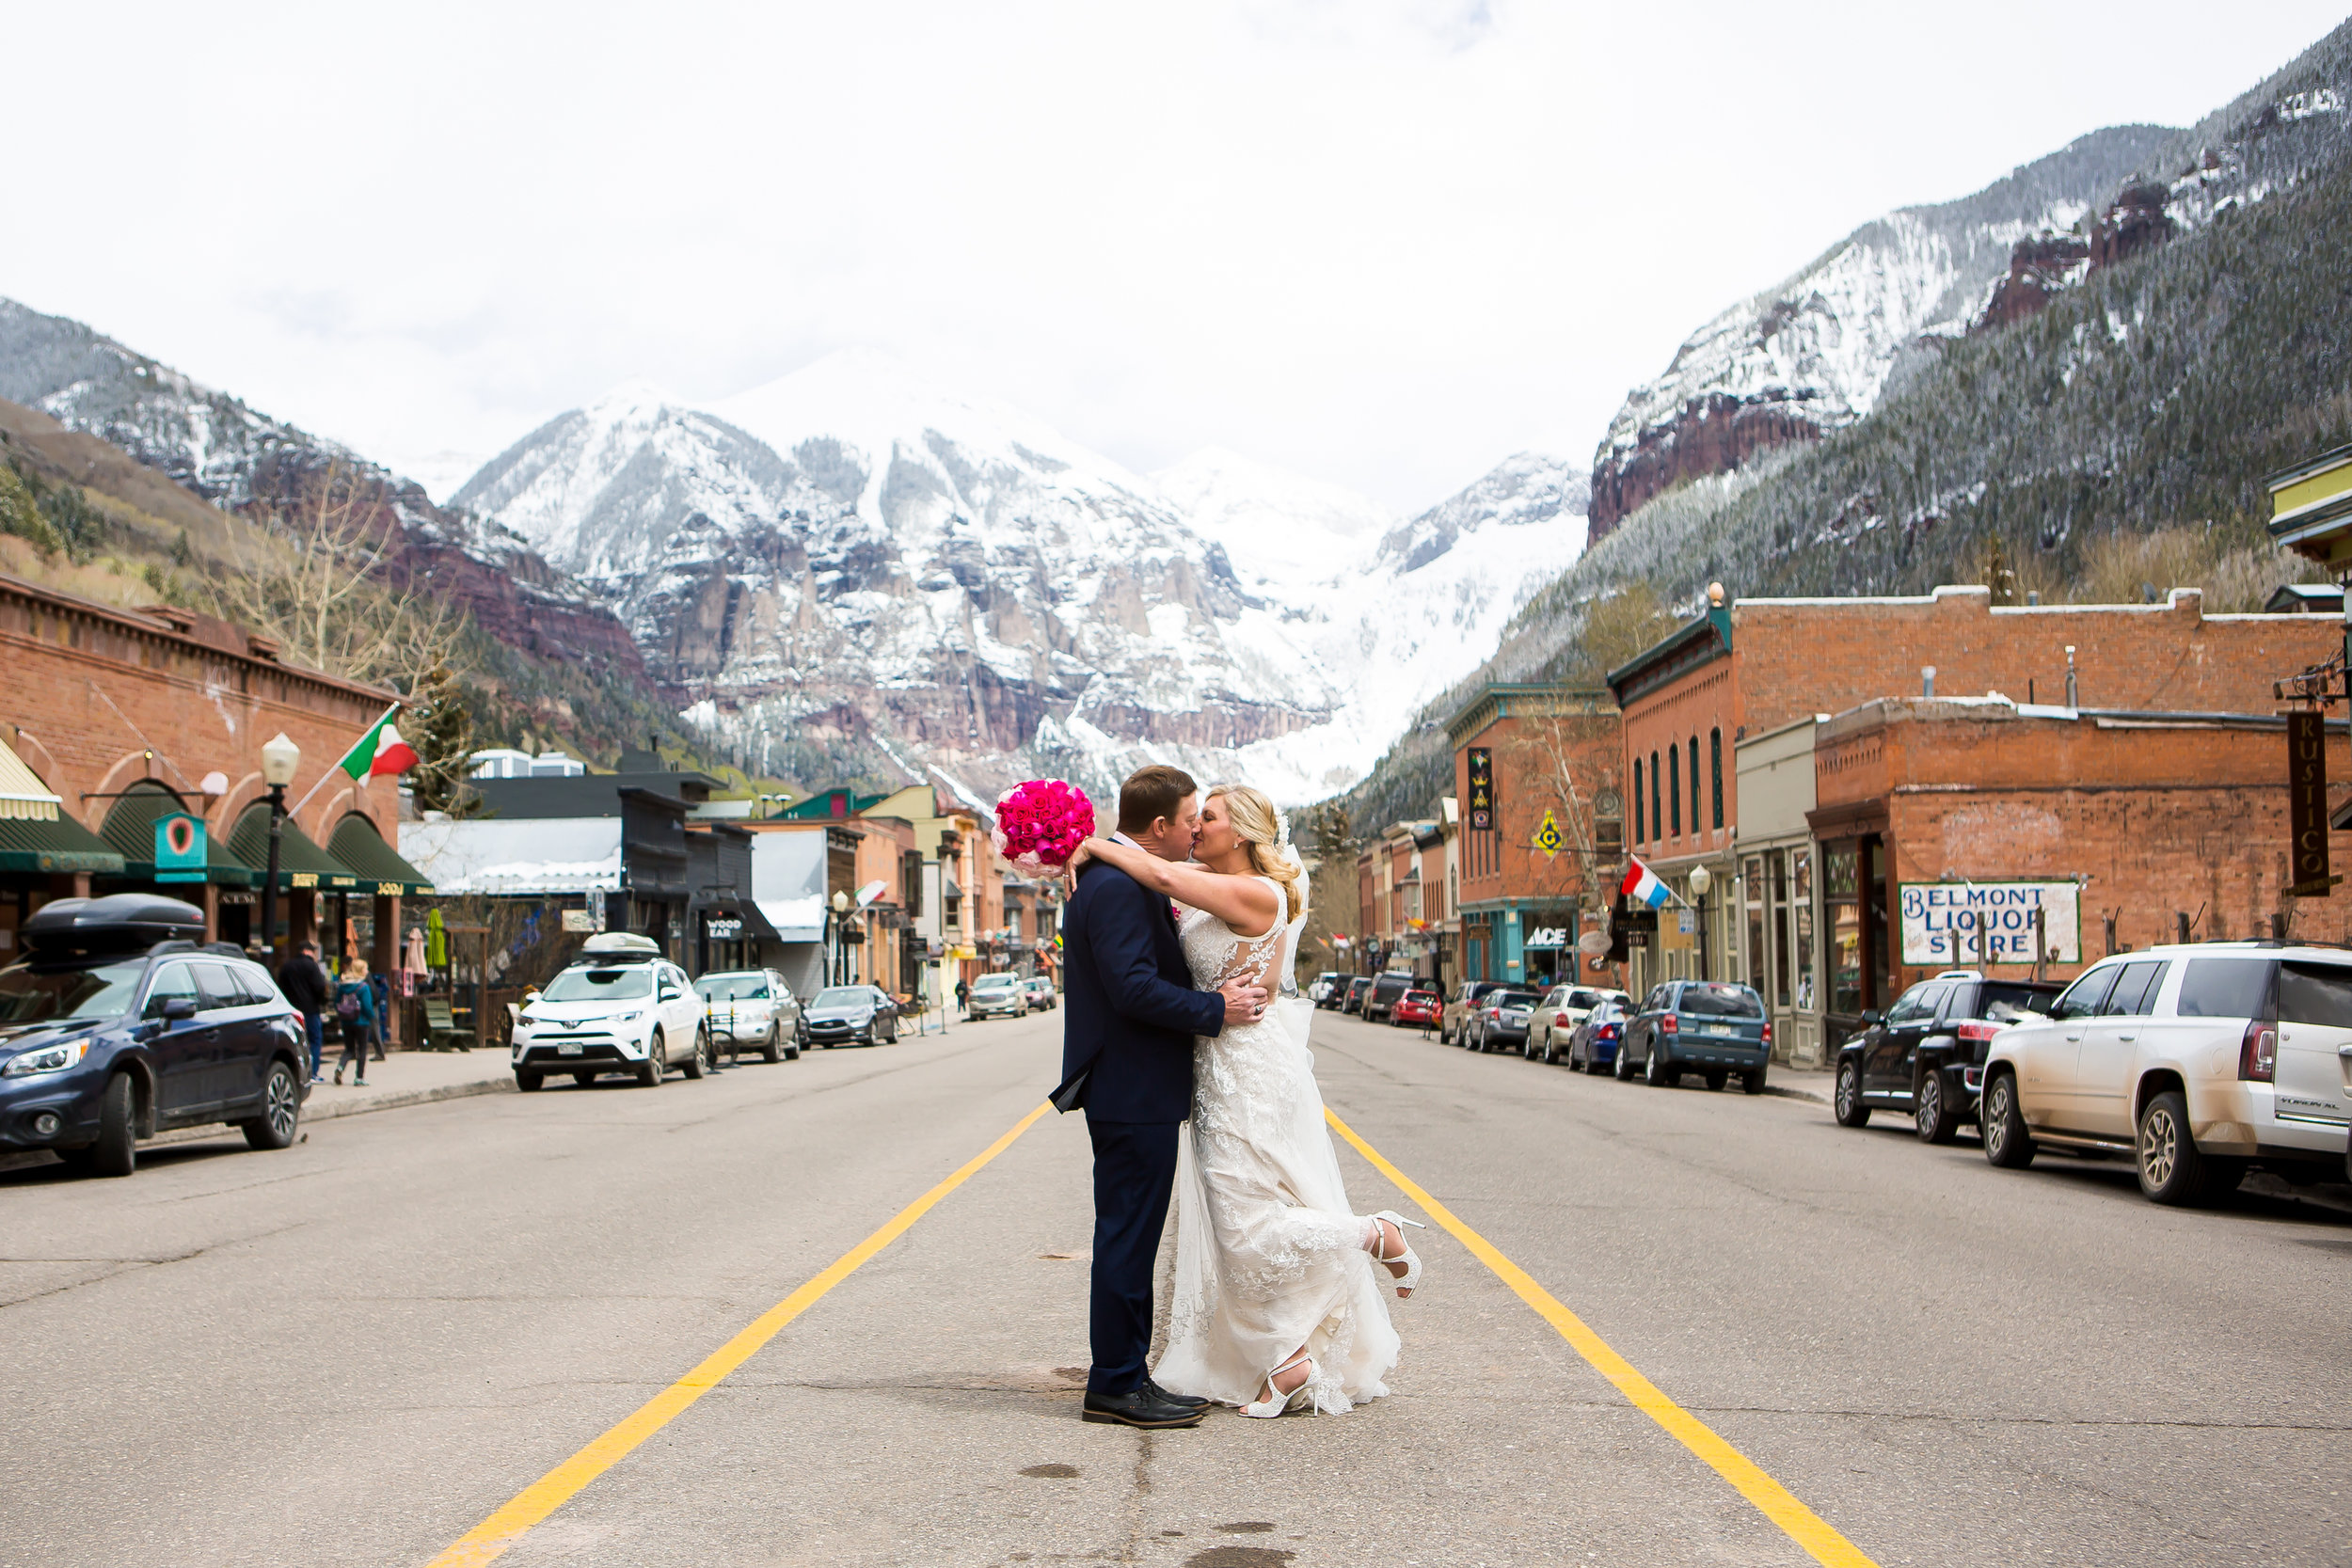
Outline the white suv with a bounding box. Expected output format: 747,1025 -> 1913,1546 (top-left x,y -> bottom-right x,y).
512,933 -> 710,1090
1979,942 -> 2352,1204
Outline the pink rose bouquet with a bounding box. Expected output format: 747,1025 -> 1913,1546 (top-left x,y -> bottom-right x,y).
991,778 -> 1097,877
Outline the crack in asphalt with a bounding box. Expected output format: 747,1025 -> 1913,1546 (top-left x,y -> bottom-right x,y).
0,1220 -> 305,1310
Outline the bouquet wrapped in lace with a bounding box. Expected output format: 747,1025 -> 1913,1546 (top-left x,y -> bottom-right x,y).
991,779 -> 1098,877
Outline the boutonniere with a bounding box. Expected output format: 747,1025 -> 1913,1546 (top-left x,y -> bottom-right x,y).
1168,900 -> 1184,925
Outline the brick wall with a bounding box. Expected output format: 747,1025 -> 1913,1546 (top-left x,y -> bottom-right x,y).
0,576 -> 401,845
1454,701 -> 1624,911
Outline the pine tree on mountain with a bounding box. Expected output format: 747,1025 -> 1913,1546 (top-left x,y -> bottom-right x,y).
410,663 -> 481,817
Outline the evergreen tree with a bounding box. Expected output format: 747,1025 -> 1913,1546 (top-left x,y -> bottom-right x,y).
409,663 -> 481,816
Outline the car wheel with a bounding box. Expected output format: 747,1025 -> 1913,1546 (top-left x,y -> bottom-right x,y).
241,1060 -> 302,1149
760,1026 -> 783,1065
638,1033 -> 666,1087
1741,1066 -> 1768,1095
2137,1089 -> 2237,1204
1981,1070 -> 2035,1168
793,1023 -> 807,1058
1614,1040 -> 1636,1080
682,1028 -> 709,1080
1645,1040 -> 1674,1086
1914,1071 -> 1959,1144
572,1071 -> 597,1086
1704,1069 -> 1728,1092
1834,1059 -> 1870,1127
516,1069 -> 544,1092
72,1072 -> 138,1177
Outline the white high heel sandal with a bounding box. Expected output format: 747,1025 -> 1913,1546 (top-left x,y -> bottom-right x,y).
1370,1210 -> 1427,1297
1240,1349 -> 1316,1418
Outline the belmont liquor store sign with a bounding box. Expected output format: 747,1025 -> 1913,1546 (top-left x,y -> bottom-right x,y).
1898,880 -> 2080,966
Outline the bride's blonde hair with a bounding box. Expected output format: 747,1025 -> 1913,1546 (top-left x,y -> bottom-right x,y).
1208,784 -> 1306,919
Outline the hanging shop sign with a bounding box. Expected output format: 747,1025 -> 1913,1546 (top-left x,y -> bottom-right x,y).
154,813 -> 206,883
1467,747 -> 1496,831
561,909 -> 599,933
1898,880 -> 2080,966
2287,710 -> 2338,896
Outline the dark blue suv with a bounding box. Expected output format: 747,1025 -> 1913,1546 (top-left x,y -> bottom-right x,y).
0,895 -> 308,1178
1616,979 -> 1771,1093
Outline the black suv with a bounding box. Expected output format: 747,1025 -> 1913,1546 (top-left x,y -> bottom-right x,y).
1364,974 -> 1413,1023
0,895 -> 308,1177
1834,970 -> 2063,1142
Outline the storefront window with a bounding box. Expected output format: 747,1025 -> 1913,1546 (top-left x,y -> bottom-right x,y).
1792,850 -> 1814,1012
1743,856 -> 1765,994
1867,838 -> 1895,1008
1825,843 -> 1860,1016
1770,851 -> 1791,1008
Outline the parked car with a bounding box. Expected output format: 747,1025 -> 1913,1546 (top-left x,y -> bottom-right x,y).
805,984 -> 903,1045
1024,975 -> 1057,1012
1529,985 -> 1622,1062
1467,988 -> 1543,1053
1565,999 -> 1629,1074
1617,980 -> 1771,1092
1310,973 -> 1348,1008
0,895 -> 308,1178
1832,970 -> 2061,1141
514,932 -> 710,1088
1365,974 -> 1414,1023
692,969 -> 803,1063
1439,979 -> 1515,1045
965,973 -> 1026,1021
1391,988 -> 1442,1029
1343,976 -> 1373,1015
1979,943 -> 2352,1204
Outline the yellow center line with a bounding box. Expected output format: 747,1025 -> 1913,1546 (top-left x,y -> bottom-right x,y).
422,1101 -> 1053,1568
1327,1107 -> 1878,1568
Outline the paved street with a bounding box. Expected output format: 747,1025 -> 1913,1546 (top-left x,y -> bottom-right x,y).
7,1008 -> 2350,1568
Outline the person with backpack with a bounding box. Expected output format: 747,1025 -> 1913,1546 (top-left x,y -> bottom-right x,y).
368,966 -> 392,1061
278,942 -> 330,1083
332,959 -> 379,1086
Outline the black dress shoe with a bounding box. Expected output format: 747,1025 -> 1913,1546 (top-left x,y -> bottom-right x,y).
1145,1377 -> 1209,1409
1082,1386 -> 1205,1428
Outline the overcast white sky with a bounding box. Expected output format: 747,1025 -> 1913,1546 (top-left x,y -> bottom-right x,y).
5,2 -> 2344,512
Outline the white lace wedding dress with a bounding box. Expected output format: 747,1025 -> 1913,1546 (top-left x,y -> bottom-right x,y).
1152,878 -> 1400,1413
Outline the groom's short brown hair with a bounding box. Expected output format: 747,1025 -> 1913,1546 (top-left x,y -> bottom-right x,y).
1118,765 -> 1198,836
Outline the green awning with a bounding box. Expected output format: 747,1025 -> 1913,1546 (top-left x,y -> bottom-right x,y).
99,783 -> 258,887
327,816 -> 435,895
230,802 -> 359,891
0,813 -> 126,876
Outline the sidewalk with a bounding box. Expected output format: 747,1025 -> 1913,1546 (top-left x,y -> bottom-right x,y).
1764,1062 -> 1835,1105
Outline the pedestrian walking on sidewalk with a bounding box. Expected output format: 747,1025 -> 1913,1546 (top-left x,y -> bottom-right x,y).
332,960 -> 379,1086
278,942 -> 330,1083
955,976 -> 970,1017
368,968 -> 391,1061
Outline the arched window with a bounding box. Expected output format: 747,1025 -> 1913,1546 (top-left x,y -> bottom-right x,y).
1649,751 -> 1661,846
1689,736 -> 1700,839
1709,728 -> 1724,831
1668,745 -> 1681,835
1632,757 -> 1645,844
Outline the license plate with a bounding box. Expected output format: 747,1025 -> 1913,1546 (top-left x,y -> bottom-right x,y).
1706,1024 -> 1734,1037
558,1042 -> 583,1056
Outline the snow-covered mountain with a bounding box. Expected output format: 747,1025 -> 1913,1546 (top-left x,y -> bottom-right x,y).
453,351 -> 1584,804
1587,125 -> 2172,535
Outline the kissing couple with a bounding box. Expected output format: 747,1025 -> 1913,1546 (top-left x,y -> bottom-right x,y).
1053,765 -> 1424,1428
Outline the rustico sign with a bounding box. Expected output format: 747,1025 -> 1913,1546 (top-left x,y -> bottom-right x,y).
1899,880 -> 2080,966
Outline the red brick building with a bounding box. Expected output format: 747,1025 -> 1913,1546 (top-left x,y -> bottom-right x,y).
1447,684 -> 1625,988
0,575 -> 417,974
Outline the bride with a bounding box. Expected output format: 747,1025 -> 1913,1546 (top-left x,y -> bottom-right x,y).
1066,784 -> 1423,1418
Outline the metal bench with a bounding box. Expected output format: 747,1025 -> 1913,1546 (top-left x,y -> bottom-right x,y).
421,996 -> 472,1053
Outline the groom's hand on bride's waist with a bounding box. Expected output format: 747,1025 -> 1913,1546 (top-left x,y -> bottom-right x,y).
1217,978 -> 1270,1029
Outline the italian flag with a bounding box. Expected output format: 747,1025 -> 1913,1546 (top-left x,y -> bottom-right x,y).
337,706 -> 420,780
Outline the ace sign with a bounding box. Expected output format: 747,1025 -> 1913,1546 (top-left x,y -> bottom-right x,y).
1899,880 -> 2079,966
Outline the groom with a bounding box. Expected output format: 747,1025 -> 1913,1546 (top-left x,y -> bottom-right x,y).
1056,764 -> 1267,1428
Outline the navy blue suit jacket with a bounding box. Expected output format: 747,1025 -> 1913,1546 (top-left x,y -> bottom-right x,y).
1058,857 -> 1225,1122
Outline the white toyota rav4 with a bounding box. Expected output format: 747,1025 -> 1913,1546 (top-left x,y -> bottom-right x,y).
512,933 -> 710,1090
1979,942 -> 2352,1204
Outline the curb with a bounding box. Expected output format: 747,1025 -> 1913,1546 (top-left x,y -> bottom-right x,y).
1763,1083 -> 1832,1106
150,1072 -> 519,1148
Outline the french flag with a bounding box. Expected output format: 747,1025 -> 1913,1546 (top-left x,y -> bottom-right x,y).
1621,857 -> 1672,911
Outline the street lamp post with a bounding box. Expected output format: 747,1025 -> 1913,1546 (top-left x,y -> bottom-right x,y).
259,734 -> 300,962
831,890 -> 851,984
1688,863 -> 1713,981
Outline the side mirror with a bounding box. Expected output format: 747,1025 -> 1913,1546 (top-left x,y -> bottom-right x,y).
152,996 -> 199,1022
1861,1008 -> 1884,1026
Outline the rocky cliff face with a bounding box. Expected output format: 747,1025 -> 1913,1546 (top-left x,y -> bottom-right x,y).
1585,126 -> 2172,538
456,353 -> 1587,804
0,297 -> 646,681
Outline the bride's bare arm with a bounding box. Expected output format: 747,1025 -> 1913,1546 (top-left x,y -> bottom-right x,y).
1066,836 -> 1280,936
